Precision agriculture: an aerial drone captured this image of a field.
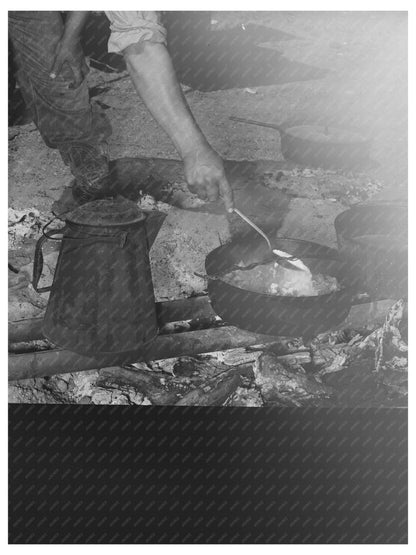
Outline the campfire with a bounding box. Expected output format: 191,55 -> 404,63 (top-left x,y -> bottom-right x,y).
8,199 -> 408,407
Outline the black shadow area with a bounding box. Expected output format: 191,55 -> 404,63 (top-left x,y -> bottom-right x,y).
9,405 -> 407,544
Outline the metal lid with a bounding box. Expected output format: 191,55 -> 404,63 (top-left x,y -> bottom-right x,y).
66,197 -> 145,227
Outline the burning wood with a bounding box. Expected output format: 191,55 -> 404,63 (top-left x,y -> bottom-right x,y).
8,292 -> 407,405
175,367 -> 248,406
313,300 -> 408,398
373,299 -> 408,396
254,353 -> 333,406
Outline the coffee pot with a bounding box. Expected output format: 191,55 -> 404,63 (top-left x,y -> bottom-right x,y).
32,197 -> 166,364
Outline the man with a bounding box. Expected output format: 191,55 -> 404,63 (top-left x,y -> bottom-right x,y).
9,11 -> 234,211
9,12 -> 111,203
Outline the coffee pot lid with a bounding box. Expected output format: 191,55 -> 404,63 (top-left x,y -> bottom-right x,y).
66,197 -> 146,226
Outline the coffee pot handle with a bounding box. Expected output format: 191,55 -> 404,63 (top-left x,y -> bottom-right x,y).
32,227 -> 66,293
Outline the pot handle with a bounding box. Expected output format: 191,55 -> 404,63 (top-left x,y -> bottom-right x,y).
32,227 -> 66,293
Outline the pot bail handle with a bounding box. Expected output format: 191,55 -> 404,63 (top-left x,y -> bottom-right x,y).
32,226 -> 67,293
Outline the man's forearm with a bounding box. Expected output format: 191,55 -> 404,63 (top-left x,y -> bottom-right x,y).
123,41 -> 210,158
62,11 -> 89,41
122,38 -> 234,211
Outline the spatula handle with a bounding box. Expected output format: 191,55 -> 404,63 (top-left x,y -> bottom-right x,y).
232,208 -> 272,251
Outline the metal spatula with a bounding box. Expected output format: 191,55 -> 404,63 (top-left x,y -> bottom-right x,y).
232,208 -> 308,272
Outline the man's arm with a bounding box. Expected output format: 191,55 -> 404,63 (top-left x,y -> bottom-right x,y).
50,11 -> 89,87
123,41 -> 234,212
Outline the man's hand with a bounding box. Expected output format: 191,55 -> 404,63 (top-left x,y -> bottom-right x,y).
50,12 -> 89,88
50,37 -> 88,88
183,146 -> 234,212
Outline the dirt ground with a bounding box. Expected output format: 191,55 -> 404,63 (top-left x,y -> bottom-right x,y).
8,11 -> 407,404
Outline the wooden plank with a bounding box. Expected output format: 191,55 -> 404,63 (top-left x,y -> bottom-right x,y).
8,326 -> 277,382
8,295 -> 214,344
156,295 -> 214,323
8,290 -> 396,346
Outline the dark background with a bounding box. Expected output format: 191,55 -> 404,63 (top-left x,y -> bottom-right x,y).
9,405 -> 407,543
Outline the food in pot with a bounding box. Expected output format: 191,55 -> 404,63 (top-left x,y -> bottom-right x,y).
221,261 -> 340,297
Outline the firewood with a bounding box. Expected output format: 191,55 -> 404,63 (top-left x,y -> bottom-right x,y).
255,353 -> 334,406
175,373 -> 241,406
175,364 -> 253,406
97,367 -> 179,405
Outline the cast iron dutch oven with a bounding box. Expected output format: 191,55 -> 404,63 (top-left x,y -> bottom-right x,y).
230,116 -> 371,169
205,235 -> 354,338
334,201 -> 408,300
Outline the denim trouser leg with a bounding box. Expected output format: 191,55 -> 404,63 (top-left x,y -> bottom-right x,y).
9,11 -> 111,152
